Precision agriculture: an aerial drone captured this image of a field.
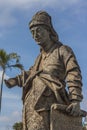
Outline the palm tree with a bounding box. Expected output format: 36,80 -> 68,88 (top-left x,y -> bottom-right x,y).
0,49 -> 24,112
13,122 -> 23,130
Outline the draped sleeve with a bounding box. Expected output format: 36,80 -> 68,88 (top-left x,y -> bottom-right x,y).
59,45 -> 83,102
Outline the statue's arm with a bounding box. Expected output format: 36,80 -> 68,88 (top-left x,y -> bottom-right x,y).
4,67 -> 34,88
60,45 -> 83,102
60,45 -> 83,116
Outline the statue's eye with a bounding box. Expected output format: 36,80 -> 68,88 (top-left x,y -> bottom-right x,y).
31,30 -> 34,35
37,28 -> 41,32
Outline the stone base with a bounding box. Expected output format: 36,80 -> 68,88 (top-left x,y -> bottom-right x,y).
50,106 -> 82,130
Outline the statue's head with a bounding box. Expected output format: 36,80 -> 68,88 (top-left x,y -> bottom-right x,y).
29,11 -> 59,42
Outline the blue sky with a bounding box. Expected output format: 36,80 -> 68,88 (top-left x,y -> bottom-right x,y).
0,0 -> 87,129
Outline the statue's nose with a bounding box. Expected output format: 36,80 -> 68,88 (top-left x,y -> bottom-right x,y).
34,31 -> 39,39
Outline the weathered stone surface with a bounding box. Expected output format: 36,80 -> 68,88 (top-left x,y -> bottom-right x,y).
50,107 -> 82,130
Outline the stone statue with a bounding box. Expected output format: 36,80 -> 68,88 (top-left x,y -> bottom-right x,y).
4,11 -> 86,130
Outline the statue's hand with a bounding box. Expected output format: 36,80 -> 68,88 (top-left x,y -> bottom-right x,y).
4,78 -> 17,88
4,79 -> 12,88
66,101 -> 80,116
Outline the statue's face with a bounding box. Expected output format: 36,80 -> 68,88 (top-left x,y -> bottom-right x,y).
30,25 -> 50,46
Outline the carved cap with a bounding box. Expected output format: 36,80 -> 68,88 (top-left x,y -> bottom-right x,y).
29,11 -> 59,42
29,11 -> 52,28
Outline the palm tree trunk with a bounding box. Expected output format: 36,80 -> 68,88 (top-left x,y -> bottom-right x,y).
0,69 -> 5,112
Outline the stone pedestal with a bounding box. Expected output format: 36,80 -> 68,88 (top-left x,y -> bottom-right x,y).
50,106 -> 82,130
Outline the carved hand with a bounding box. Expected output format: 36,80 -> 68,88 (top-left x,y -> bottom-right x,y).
4,78 -> 17,88
66,101 -> 80,116
4,79 -> 11,88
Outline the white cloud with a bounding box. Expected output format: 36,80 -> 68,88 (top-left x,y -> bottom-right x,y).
0,0 -> 81,11
0,116 -> 10,123
0,110 -> 22,129
81,99 -> 87,111
10,0 -> 80,9
38,0 -> 80,10
11,110 -> 22,122
3,92 -> 20,100
3,110 -> 22,122
0,0 -> 86,38
81,89 -> 87,111
0,71 -> 9,83
12,110 -> 21,119
0,9 -> 17,28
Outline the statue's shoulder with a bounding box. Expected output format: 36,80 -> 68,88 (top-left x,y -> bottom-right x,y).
60,44 -> 72,51
59,44 -> 74,55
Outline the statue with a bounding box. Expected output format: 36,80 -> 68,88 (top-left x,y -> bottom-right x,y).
4,11 -> 86,130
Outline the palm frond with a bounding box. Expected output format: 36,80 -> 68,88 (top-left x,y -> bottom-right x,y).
9,64 -> 24,71
8,53 -> 21,63
0,49 -> 7,61
0,49 -> 9,69
0,49 -> 24,112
